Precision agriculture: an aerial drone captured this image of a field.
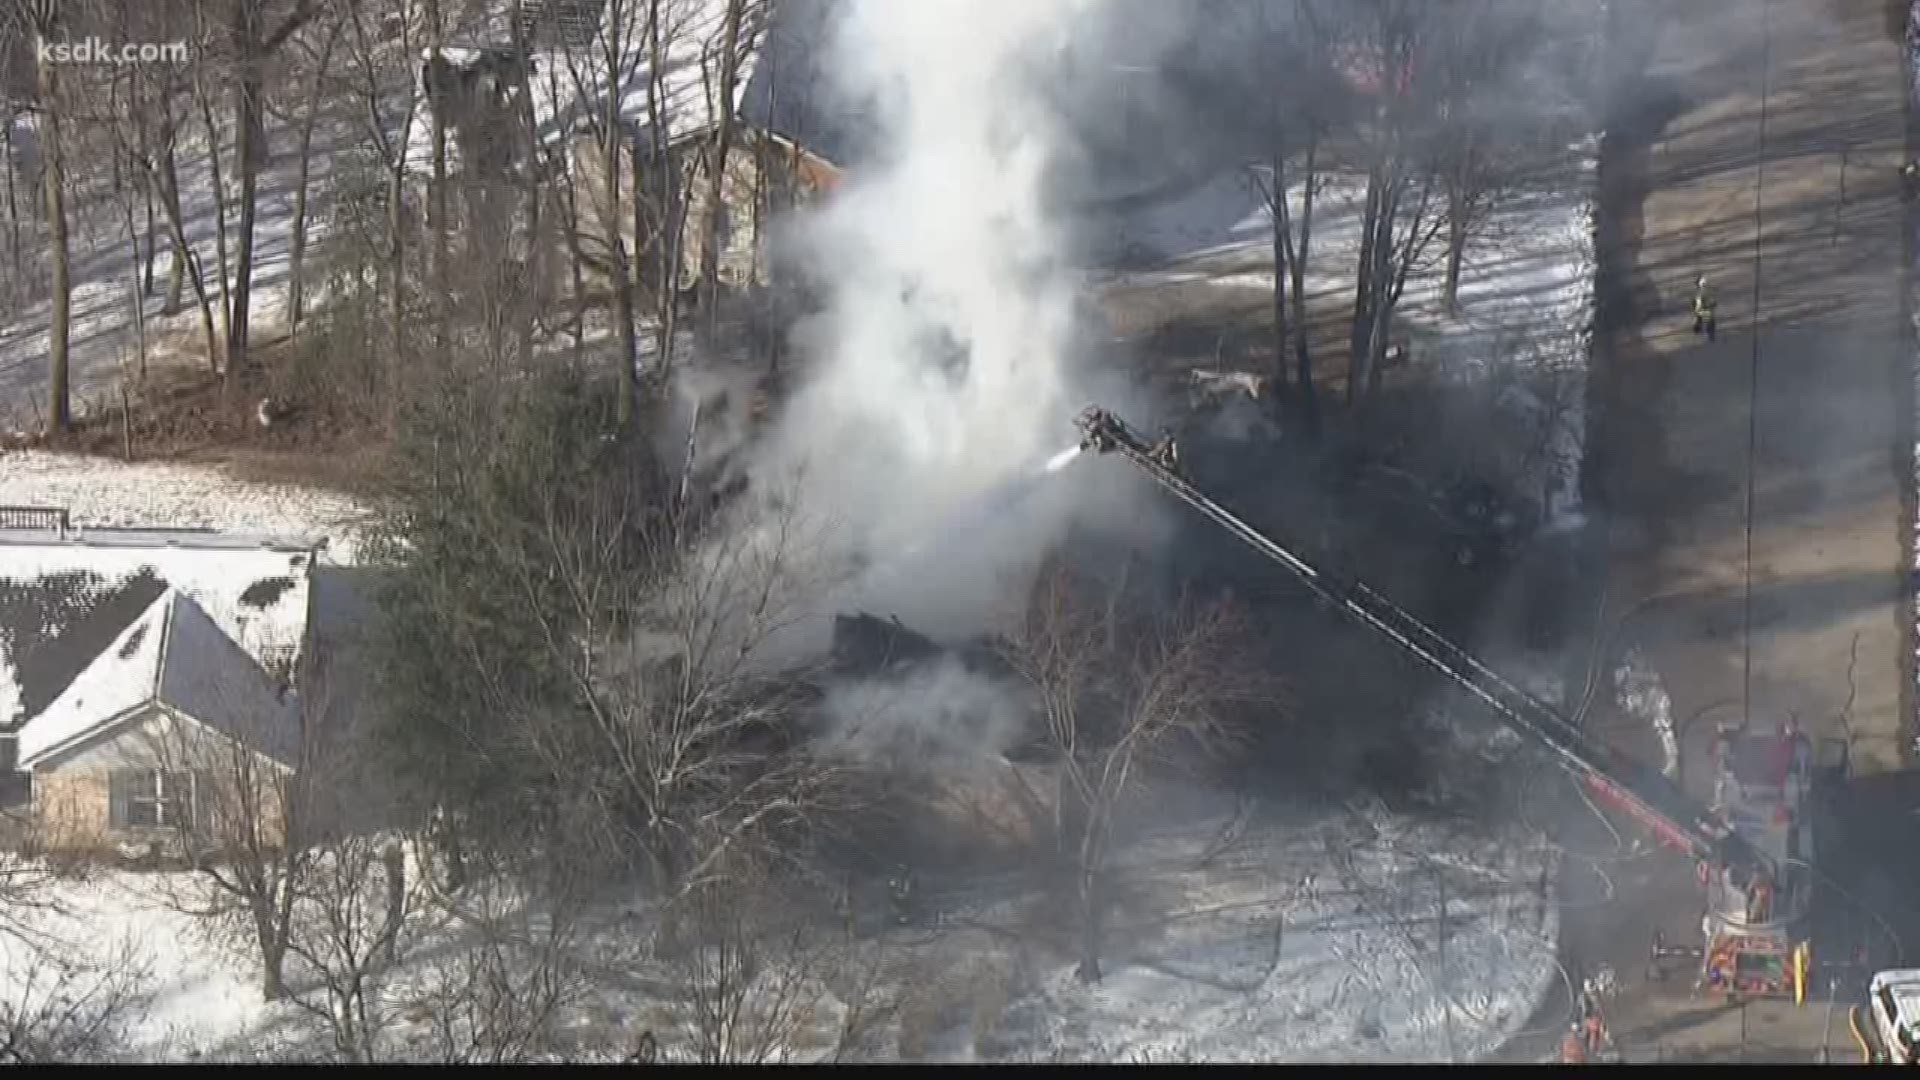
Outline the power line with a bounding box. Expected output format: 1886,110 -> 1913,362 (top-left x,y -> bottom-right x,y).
1741,0 -> 1772,730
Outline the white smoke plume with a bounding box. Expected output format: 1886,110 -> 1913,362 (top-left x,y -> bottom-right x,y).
729,0 -> 1159,655
816,656 -> 1034,774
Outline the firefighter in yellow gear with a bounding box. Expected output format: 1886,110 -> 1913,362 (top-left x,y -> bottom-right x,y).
1691,275 -> 1718,342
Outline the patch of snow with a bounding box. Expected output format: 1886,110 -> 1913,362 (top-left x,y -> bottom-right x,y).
0,872 -> 302,1058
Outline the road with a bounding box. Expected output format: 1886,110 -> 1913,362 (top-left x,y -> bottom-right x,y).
1520,0 -> 1916,1063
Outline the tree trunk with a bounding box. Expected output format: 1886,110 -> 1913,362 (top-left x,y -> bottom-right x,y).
646,0 -> 682,385
1366,277 -> 1393,397
141,166 -> 156,297
256,891 -> 290,1001
387,163 -> 407,415
287,26 -> 337,338
697,0 -> 748,341
1351,170 -> 1402,405
608,142 -> 639,427
160,143 -> 186,314
227,63 -> 262,393
151,154 -> 221,370
262,937 -> 288,1001
1291,138 -> 1319,434
36,35 -> 70,435
117,151 -> 148,379
1074,825 -> 1104,984
427,0 -> 450,356
198,90 -> 233,366
1443,183 -> 1465,315
510,10 -> 540,369
381,844 -> 406,967
1348,169 -> 1382,405
4,106 -> 20,290
560,161 -> 588,367
1267,153 -> 1289,402
596,0 -> 641,423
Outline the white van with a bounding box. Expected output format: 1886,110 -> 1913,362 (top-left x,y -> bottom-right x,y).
1867,970 -> 1920,1063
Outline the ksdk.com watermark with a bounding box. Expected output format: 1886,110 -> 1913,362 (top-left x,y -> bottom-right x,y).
36,37 -> 192,65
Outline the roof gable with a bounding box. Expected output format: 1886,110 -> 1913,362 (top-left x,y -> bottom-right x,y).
18,591 -> 300,769
0,538 -> 316,731
15,591 -> 171,766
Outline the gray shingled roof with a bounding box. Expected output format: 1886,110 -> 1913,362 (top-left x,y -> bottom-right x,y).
17,591 -> 299,770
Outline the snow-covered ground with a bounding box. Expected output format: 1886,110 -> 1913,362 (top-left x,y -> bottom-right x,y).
0,790 -> 1560,1063
0,451 -> 370,564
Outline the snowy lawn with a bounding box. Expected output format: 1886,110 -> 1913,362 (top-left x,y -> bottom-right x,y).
905,807 -> 1561,1063
0,870 -> 307,1059
0,451 -> 371,563
0,789 -> 1560,1063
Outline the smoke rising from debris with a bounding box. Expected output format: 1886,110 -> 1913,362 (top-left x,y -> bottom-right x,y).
816,655 -> 1034,773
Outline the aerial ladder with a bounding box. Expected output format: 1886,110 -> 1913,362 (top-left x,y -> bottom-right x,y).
1072,406 -> 1815,1002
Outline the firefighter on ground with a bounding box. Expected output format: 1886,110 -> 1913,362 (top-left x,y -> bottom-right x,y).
1692,274 -> 1718,341
1149,427 -> 1181,473
1560,1021 -> 1589,1064
1748,868 -> 1774,925
1710,722 -> 1738,809
1903,160 -> 1920,201
1575,980 -> 1610,1057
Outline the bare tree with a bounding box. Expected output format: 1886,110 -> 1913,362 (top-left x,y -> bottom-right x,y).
210,0 -> 320,392
649,875 -> 862,1063
407,847 -> 593,1064
1337,0 -> 1449,404
1428,2 -> 1554,314
525,13 -> 594,363
104,6 -> 223,368
424,0 -> 448,353
275,9 -> 344,338
0,939 -> 152,1063
1240,0 -> 1346,430
337,0 -> 424,417
558,0 -> 647,426
500,484 -> 850,892
1001,564 -> 1270,983
136,638 -> 366,1004
639,0 -> 689,387
692,0 -> 755,339
281,833 -> 416,1062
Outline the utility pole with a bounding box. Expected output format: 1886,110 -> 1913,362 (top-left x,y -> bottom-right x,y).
1437,865 -> 1457,1064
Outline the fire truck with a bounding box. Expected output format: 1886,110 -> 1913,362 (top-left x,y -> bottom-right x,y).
1070,406 -> 1817,1002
